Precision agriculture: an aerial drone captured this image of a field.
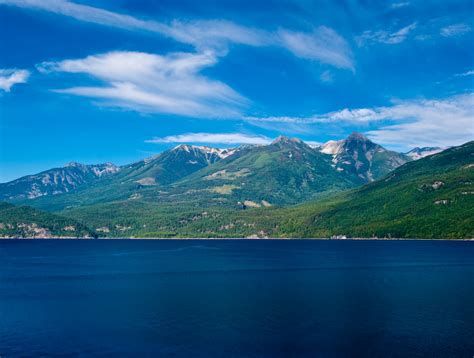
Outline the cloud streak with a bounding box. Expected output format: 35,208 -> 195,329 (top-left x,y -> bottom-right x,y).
146,132 -> 272,145
440,23 -> 471,37
0,0 -> 354,70
278,27 -> 354,70
455,69 -> 474,77
366,93 -> 474,149
0,68 -> 30,92
391,2 -> 410,9
356,23 -> 417,46
37,51 -> 247,118
0,0 -> 167,32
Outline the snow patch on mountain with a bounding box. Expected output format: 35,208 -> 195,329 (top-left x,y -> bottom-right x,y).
406,147 -> 445,160
173,144 -> 238,160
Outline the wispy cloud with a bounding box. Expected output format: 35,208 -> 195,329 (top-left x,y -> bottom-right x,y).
320,70 -> 333,83
440,23 -> 471,37
245,107 -> 388,124
165,20 -> 271,54
358,19 -> 473,46
366,93 -> 474,148
455,69 -> 474,77
0,0 -> 167,32
246,93 -> 474,149
37,51 -> 247,118
0,68 -> 30,92
146,132 -> 272,145
278,27 -> 354,70
0,0 -> 267,52
391,2 -> 410,9
356,23 -> 417,46
0,0 -> 354,70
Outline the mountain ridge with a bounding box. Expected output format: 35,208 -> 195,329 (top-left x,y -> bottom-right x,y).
0,163 -> 119,201
405,146 -> 446,160
0,133 -> 448,211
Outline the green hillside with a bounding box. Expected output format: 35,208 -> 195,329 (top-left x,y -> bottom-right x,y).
0,202 -> 95,238
278,141 -> 474,239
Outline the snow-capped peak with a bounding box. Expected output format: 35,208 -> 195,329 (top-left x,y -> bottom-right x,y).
405,147 -> 445,160
173,144 -> 237,159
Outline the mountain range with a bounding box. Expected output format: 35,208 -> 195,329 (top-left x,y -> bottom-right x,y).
0,133 -> 472,239
1,132 -> 412,205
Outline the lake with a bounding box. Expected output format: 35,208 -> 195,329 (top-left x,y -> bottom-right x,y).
0,239 -> 473,357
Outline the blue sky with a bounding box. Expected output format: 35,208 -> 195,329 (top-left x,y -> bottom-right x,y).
0,0 -> 473,182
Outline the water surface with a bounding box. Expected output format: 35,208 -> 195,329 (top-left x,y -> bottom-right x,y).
0,239 -> 473,357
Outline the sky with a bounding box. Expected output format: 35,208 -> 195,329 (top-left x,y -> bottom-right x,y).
0,0 -> 473,182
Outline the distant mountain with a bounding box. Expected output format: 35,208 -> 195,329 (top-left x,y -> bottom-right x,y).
0,145 -> 238,207
175,135 -> 357,205
405,146 -> 445,160
55,136 -> 362,236
319,132 -> 410,182
115,144 -> 234,187
0,162 -> 119,201
0,202 -> 95,238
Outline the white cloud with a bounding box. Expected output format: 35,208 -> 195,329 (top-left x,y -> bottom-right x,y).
0,0 -> 167,32
0,0 -> 263,52
246,93 -> 474,149
167,22 -> 355,69
366,93 -> 474,149
0,68 -> 30,92
277,27 -> 354,70
37,51 -> 247,118
440,23 -> 471,37
146,132 -> 272,145
1,0 -> 354,70
165,20 -> 271,54
356,22 -> 417,46
245,107 -> 386,124
455,70 -> 474,77
391,2 -> 410,9
320,70 -> 333,83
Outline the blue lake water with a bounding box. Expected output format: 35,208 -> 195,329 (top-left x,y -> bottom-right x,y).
0,239 -> 473,357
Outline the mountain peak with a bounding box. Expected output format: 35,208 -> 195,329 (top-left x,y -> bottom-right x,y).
173,144 -> 192,152
271,136 -> 303,145
346,132 -> 370,142
65,161 -> 85,168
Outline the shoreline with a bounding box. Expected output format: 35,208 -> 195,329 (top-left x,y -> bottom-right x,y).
1,237 -> 473,241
